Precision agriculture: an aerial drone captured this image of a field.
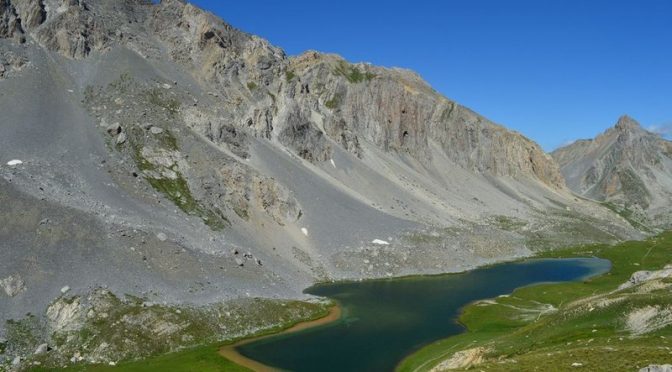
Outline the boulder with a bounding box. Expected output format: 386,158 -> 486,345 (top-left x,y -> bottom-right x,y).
429,347 -> 488,371
619,267 -> 672,289
34,343 -> 49,355
0,274 -> 26,297
47,297 -> 83,333
150,126 -> 164,135
116,132 -> 127,145
106,122 -> 122,136
641,365 -> 672,372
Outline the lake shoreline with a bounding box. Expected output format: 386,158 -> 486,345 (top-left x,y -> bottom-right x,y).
218,258 -> 610,371
219,304 -> 342,371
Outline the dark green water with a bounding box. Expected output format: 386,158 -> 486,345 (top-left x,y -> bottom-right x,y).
238,258 -> 610,372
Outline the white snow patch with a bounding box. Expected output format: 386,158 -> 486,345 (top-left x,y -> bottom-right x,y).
7,159 -> 23,166
372,239 -> 390,245
301,228 -> 309,236
330,159 -> 336,168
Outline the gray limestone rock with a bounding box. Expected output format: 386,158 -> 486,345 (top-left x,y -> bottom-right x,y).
34,343 -> 49,355
0,274 -> 26,297
641,365 -> 672,372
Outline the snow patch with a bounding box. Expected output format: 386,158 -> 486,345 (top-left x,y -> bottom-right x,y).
301,228 -> 309,236
372,239 -> 390,245
7,159 -> 22,166
330,159 -> 336,168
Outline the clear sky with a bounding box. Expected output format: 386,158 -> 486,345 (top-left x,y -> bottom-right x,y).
189,0 -> 672,150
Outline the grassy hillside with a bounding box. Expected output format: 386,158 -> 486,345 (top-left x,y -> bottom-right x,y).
398,231 -> 672,371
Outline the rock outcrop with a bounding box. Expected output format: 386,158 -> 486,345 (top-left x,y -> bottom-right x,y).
0,0 -> 24,42
0,274 -> 26,297
429,347 -> 489,371
284,52 -> 565,188
552,116 -> 672,228
641,365 -> 672,372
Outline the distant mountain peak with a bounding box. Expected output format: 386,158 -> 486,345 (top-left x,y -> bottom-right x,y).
552,114 -> 672,228
614,115 -> 643,133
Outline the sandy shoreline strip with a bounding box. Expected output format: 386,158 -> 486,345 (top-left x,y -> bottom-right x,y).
219,305 -> 342,372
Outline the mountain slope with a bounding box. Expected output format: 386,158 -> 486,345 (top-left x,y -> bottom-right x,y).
0,0 -> 643,367
552,116 -> 672,229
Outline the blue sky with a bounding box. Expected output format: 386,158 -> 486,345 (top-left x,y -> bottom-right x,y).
190,0 -> 672,150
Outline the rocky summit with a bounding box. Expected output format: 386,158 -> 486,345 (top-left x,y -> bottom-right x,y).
553,115 -> 672,229
0,0 -> 654,369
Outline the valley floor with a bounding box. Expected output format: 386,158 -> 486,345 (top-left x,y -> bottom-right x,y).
10,233 -> 672,372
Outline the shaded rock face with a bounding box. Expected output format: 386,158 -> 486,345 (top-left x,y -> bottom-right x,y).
277,107 -> 332,162
552,116 -> 672,228
12,0 -> 46,30
0,0 -> 25,42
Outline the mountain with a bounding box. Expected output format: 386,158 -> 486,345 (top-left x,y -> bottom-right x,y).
552,115 -> 672,229
0,0 -> 641,367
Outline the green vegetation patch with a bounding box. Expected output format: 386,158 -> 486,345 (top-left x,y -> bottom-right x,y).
4,314 -> 41,355
603,201 -> 653,233
129,136 -> 228,231
325,93 -> 343,109
49,344 -> 251,372
618,167 -> 651,209
143,88 -> 181,117
285,70 -> 296,81
398,231 -> 672,372
335,60 -> 375,83
246,81 -> 257,91
490,215 -> 528,232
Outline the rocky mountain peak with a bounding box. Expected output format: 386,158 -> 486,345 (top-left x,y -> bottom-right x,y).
552,115 -> 672,228
614,114 -> 644,133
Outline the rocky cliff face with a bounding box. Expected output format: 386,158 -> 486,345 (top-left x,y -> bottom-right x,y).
0,0 -> 643,367
283,52 -> 566,188
552,116 -> 672,228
